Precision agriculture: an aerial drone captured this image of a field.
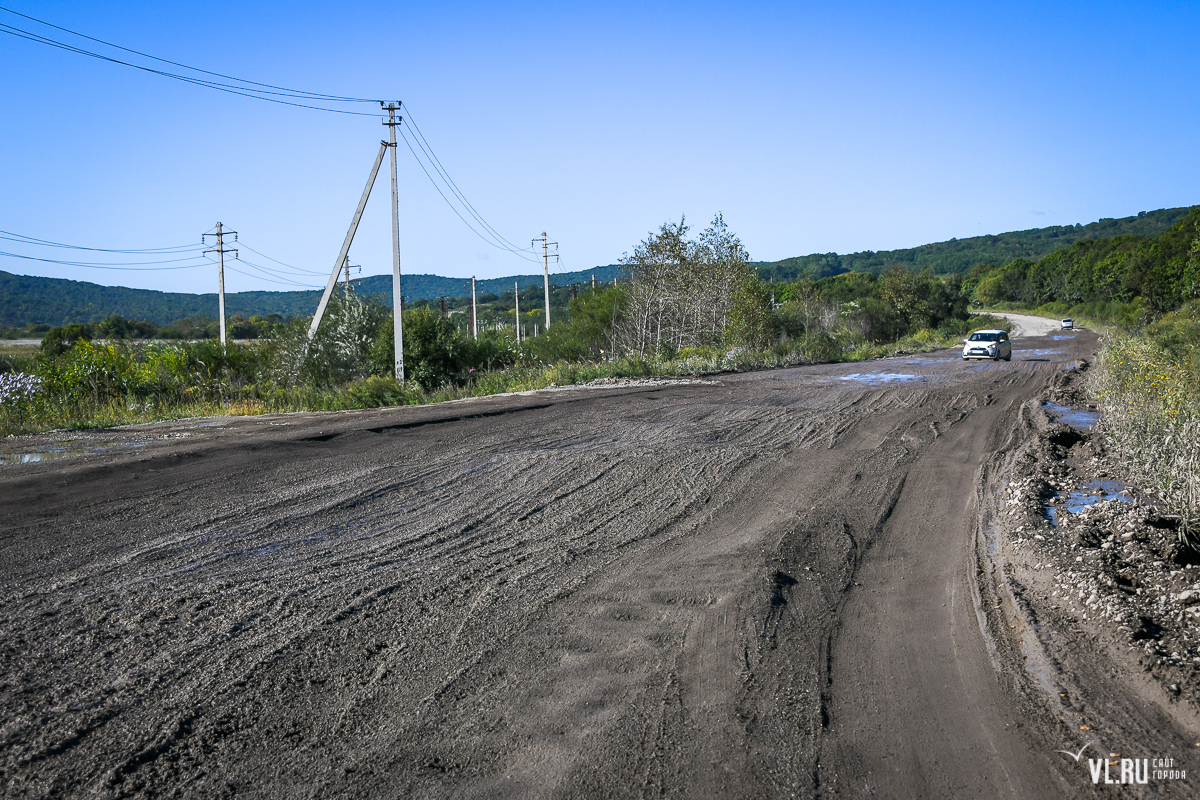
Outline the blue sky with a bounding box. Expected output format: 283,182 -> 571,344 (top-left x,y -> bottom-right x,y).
1,1 -> 1197,295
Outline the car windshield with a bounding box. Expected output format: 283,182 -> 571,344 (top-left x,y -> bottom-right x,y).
968,332 -> 999,342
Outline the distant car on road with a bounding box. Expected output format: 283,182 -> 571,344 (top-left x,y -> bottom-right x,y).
1061,318 -> 1074,329
962,330 -> 1012,361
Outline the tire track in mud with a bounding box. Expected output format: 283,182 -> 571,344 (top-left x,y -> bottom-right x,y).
1,338 -> 1096,798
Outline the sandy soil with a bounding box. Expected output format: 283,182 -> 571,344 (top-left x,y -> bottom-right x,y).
1,324 -> 1194,798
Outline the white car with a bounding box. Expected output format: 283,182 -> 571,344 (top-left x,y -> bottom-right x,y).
1061,318 -> 1074,329
962,329 -> 1012,361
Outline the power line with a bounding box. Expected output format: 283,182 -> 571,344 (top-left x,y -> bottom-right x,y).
235,242 -> 327,275
232,257 -> 323,287
223,263 -> 319,289
1,7 -> 546,273
0,250 -> 209,270
0,13 -> 381,116
0,6 -> 377,103
0,227 -> 319,287
397,127 -> 540,264
402,108 -> 538,257
0,228 -> 203,253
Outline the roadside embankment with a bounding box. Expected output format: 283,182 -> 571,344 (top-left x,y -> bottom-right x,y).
978,361 -> 1200,794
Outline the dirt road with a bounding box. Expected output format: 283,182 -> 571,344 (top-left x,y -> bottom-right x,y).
0,324 -> 1184,798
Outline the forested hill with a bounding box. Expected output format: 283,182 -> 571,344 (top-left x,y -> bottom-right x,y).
971,207 -> 1200,315
0,265 -> 623,327
756,207 -> 1191,282
354,265 -> 621,303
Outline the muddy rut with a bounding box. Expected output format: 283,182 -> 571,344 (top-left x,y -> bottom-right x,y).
0,329 -> 1130,798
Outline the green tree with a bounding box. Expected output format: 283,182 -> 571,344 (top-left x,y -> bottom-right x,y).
525,285 -> 624,362
40,323 -> 93,356
96,316 -> 130,340
726,278 -> 776,349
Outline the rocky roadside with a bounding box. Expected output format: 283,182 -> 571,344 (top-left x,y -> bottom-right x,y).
986,360 -> 1200,788
1005,365 -> 1200,708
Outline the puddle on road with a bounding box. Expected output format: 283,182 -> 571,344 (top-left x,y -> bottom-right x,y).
0,446 -> 84,465
837,372 -> 923,385
1014,348 -> 1064,357
1045,479 -> 1134,526
1050,335 -> 1076,340
1043,402 -> 1099,430
0,442 -> 147,466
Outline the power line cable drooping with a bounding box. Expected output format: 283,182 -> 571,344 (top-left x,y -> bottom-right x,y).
1,6 -> 544,269
0,227 -> 320,287
0,250 -> 211,270
0,6 -> 381,115
0,228 -> 204,254
401,108 -> 538,257
397,127 -> 540,265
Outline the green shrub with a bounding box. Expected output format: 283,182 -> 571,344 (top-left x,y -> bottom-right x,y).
40,323 -> 93,356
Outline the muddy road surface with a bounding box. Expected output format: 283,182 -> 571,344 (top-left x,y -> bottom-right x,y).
1,323 -> 1178,798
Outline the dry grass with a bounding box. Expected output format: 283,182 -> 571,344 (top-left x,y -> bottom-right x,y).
1091,335 -> 1200,549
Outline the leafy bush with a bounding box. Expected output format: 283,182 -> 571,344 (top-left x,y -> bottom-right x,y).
40,323 -> 93,356
523,286 -> 623,362
370,305 -> 467,390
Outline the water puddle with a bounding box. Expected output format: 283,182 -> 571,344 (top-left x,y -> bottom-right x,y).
0,446 -> 85,465
1043,402 -> 1099,430
1014,348 -> 1064,357
1045,479 -> 1134,526
837,372 -> 923,385
0,442 -> 147,466
1050,335 -> 1075,340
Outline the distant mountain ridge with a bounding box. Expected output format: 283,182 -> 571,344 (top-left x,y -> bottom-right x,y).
0,266 -> 623,327
2,207 -> 1194,327
755,207 -> 1192,282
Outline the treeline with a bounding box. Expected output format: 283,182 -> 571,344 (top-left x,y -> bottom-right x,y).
969,207 -> 1200,319
756,207 -> 1191,282
0,266 -> 624,329
32,313 -> 289,353
0,270 -> 320,328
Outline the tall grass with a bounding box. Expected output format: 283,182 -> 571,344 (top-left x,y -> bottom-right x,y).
0,315 -> 1004,439
1090,335 -> 1200,550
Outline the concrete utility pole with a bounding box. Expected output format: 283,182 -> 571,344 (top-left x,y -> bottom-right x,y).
203,222 -> 237,349
532,232 -> 557,330
471,276 -> 477,339
542,233 -> 550,329
592,273 -> 596,291
514,281 -> 520,343
384,102 -> 405,383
